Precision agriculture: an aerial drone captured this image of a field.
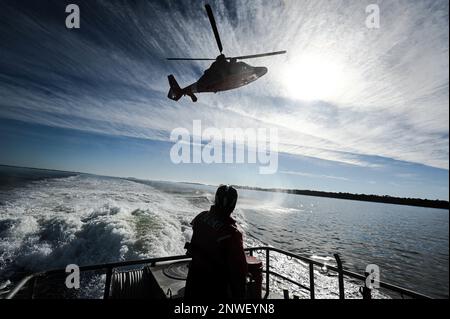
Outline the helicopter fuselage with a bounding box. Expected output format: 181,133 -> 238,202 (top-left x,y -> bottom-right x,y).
167,59 -> 268,102
190,60 -> 268,93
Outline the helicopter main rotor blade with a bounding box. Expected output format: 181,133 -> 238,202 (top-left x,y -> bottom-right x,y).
229,50 -> 287,60
166,50 -> 287,61
167,58 -> 216,61
205,4 -> 223,54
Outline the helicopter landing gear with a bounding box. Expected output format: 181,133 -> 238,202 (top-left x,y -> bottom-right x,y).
187,93 -> 198,102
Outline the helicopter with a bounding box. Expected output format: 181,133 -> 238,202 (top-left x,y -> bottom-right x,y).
167,4 -> 286,102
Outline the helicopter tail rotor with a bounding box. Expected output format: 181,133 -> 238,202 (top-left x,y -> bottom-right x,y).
167,75 -> 198,102
167,75 -> 183,101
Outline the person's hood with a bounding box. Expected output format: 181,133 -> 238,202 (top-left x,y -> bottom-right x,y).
209,205 -> 236,225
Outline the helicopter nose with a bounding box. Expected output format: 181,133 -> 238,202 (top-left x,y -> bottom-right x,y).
257,67 -> 268,77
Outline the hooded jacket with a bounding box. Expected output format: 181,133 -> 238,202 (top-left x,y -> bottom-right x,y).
184,205 -> 248,300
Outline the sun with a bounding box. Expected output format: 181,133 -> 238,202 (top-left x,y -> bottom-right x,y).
282,54 -> 348,102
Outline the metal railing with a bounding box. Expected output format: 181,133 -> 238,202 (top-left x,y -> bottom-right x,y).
5,254 -> 190,300
245,246 -> 432,299
5,246 -> 432,299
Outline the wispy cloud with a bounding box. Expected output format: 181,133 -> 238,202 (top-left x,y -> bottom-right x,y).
280,170 -> 351,181
395,173 -> 418,180
0,0 -> 448,171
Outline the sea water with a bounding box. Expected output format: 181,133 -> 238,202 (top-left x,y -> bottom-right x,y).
0,166 -> 448,298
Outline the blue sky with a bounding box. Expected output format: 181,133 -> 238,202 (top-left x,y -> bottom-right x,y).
0,0 -> 448,200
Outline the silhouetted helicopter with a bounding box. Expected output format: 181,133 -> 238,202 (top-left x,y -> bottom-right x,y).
167,4 -> 286,102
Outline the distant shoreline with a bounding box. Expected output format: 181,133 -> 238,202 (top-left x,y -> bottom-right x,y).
1,164 -> 448,210
235,185 -> 449,210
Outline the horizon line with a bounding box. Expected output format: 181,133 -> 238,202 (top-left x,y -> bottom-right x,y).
1,163 -> 448,203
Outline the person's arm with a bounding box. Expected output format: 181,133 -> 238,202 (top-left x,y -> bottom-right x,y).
225,231 -> 248,299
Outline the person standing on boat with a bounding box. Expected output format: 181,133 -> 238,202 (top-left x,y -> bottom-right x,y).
184,185 -> 248,300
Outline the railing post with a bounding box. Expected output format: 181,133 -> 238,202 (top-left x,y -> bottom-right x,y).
359,271 -> 372,299
309,262 -> 315,299
334,254 -> 345,299
103,267 -> 113,299
264,248 -> 270,299
30,276 -> 38,299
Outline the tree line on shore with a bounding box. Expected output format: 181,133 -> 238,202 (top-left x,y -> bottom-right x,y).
236,186 -> 449,209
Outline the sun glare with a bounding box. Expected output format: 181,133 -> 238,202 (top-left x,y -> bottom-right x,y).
282,54 -> 348,102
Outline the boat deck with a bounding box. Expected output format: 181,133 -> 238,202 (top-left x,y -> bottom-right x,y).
4,246 -> 432,299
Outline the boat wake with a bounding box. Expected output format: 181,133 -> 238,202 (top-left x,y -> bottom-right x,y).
0,175 -> 198,282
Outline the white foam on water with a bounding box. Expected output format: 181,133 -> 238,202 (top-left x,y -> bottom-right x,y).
0,175 -> 198,282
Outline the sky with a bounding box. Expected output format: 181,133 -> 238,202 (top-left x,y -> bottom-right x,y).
0,0 -> 448,200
